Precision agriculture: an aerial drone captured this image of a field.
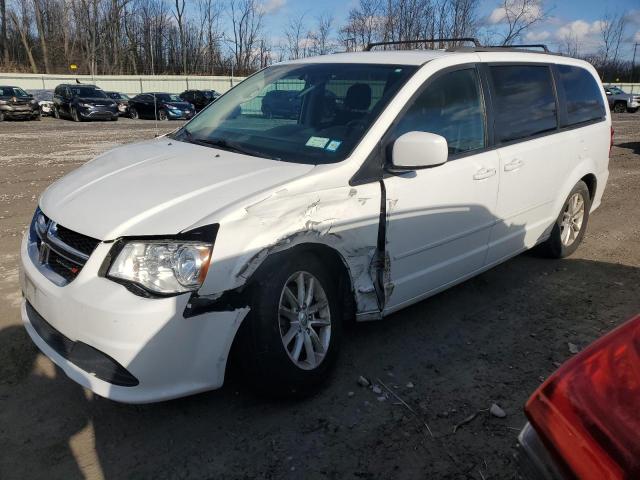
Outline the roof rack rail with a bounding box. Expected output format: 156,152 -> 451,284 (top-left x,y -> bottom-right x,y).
365,37 -> 481,51
501,43 -> 549,52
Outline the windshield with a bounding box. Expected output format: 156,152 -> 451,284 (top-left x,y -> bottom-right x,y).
70,86 -> 107,98
108,92 -> 129,100
0,86 -> 29,97
173,63 -> 416,163
609,86 -> 624,94
156,93 -> 182,102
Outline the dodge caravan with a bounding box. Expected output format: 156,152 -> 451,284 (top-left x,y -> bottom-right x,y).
20,43 -> 611,403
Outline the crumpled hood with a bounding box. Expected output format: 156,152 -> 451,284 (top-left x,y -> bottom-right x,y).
40,138 -> 315,240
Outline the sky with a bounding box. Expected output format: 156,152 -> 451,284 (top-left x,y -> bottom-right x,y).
254,0 -> 640,60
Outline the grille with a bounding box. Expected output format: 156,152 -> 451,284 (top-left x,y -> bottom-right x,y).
55,224 -> 100,257
29,209 -> 100,285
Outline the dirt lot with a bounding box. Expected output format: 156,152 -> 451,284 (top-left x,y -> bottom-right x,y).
0,115 -> 639,480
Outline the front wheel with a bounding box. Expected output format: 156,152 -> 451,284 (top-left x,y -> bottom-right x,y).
627,107 -> 638,114
538,181 -> 591,258
238,253 -> 342,395
129,107 -> 139,119
53,107 -> 60,119
157,109 -> 168,121
71,107 -> 81,122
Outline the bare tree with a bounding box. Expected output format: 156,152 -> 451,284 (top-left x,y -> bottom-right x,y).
599,11 -> 626,68
498,0 -> 548,46
285,12 -> 307,60
228,0 -> 263,75
0,0 -> 7,65
309,13 -> 334,56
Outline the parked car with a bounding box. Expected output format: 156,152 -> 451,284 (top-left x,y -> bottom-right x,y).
518,313 -> 640,479
20,43 -> 611,403
261,89 -> 302,119
128,93 -> 195,120
0,85 -> 41,121
52,84 -> 119,121
105,91 -> 131,116
603,85 -> 639,113
179,89 -> 220,112
28,89 -> 55,116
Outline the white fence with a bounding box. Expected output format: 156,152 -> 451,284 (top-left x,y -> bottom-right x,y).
0,72 -> 638,95
0,72 -> 246,95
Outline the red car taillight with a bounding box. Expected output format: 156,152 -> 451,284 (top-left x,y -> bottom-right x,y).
524,314 -> 640,479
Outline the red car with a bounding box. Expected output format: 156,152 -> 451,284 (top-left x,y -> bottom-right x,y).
519,314 -> 640,479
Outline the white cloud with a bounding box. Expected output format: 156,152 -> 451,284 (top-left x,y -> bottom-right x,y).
525,30 -> 550,42
635,31 -> 640,42
261,0 -> 285,15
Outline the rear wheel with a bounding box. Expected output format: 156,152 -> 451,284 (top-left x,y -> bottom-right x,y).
613,102 -> 626,113
538,181 -> 591,258
238,253 -> 342,396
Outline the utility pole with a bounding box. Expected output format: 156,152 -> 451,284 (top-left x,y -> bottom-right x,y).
631,43 -> 639,94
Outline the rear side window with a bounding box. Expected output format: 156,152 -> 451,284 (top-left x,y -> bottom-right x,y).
557,65 -> 605,125
489,65 -> 557,143
393,68 -> 486,154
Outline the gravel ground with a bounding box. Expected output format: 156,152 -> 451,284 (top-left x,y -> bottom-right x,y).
0,115 -> 639,480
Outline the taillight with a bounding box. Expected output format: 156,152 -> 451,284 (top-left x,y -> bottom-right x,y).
524,314 -> 640,479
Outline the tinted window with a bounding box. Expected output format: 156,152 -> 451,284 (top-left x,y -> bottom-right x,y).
558,66 -> 605,125
393,68 -> 486,154
490,65 -> 557,142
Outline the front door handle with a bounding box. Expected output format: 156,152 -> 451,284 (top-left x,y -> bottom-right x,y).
504,158 -> 524,172
473,167 -> 497,180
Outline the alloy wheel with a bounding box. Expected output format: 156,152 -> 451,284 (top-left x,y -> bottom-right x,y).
560,192 -> 585,246
278,271 -> 331,370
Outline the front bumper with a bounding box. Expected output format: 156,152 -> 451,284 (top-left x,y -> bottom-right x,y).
78,106 -> 118,120
1,105 -> 39,118
167,109 -> 194,119
20,233 -> 249,403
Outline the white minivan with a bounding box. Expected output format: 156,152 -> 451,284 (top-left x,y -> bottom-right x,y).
20,43 -> 611,403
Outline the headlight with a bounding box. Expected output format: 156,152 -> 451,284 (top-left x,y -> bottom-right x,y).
79,102 -> 91,108
108,241 -> 212,295
166,104 -> 179,110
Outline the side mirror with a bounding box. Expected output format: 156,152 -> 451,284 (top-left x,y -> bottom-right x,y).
391,131 -> 448,170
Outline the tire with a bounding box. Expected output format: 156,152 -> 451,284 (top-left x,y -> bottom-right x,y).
34,112 -> 41,121
0,111 -> 4,122
237,252 -> 342,396
613,102 -> 626,113
111,115 -> 118,121
129,107 -> 139,120
538,181 -> 591,258
157,109 -> 168,121
71,107 -> 81,122
627,108 -> 638,114
53,107 -> 60,119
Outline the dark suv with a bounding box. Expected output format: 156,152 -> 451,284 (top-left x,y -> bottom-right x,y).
0,85 -> 41,121
179,89 -> 220,112
53,84 -> 119,121
128,93 -> 195,120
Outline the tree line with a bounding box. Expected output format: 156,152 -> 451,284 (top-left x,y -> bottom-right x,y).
0,0 -> 636,82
